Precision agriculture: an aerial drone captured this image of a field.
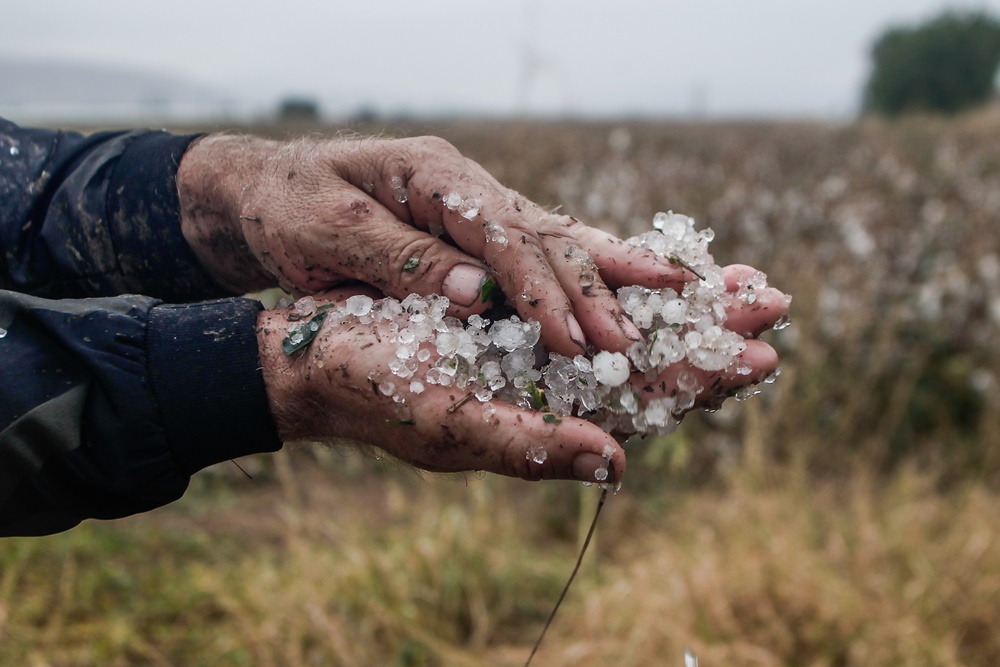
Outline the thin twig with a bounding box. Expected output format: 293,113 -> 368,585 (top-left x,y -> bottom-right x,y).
525,487 -> 609,666
446,392 -> 476,414
230,459 -> 254,480
667,254 -> 707,282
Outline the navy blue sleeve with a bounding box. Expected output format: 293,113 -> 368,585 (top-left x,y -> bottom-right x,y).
0,119 -> 283,536
0,117 -> 229,301
0,291 -> 281,536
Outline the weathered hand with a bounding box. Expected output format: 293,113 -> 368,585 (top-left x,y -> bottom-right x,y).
255,279 -> 786,484
179,134 -> 699,359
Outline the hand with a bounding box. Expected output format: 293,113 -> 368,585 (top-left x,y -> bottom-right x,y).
179,134 -> 699,359
255,275 -> 787,484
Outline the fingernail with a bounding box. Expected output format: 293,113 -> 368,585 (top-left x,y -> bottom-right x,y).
567,314 -> 587,350
620,316 -> 643,342
442,264 -> 488,307
573,453 -> 614,483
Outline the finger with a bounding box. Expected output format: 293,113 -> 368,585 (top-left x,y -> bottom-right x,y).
572,222 -> 693,290
272,182 -> 496,318
540,235 -> 645,354
424,194 -> 590,357
632,339 -> 779,410
379,142 -> 585,356
722,265 -> 792,337
402,390 -> 625,484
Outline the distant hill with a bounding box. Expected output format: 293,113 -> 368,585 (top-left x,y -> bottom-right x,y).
0,56 -> 236,122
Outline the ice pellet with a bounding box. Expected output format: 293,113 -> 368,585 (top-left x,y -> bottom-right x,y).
592,351 -> 630,387
527,445 -> 548,464
460,198 -> 481,220
390,175 -> 408,203
293,296 -> 317,318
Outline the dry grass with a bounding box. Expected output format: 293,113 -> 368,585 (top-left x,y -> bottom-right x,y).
4,112 -> 1000,665
3,458 -> 1000,666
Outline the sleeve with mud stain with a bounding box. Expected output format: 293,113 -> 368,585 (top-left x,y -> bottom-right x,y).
0,116 -> 230,301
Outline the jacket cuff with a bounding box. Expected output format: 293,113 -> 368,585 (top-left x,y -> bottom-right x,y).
106,131 -> 230,301
146,297 -> 281,475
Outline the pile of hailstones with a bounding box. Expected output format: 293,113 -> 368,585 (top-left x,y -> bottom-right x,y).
284,212 -> 786,438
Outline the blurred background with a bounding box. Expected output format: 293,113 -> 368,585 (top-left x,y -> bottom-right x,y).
4,1 -> 1000,666
3,0 -> 999,123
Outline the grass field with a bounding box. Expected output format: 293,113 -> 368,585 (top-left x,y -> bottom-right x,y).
3,112 -> 1000,666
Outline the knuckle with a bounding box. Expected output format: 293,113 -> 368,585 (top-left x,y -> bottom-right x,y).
410,135 -> 461,157
392,236 -> 442,287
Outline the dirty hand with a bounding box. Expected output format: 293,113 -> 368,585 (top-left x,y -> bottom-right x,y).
178,134 -> 702,358
255,277 -> 787,484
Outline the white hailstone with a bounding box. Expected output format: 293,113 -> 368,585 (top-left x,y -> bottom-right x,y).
592,351 -> 630,387
346,295 -> 374,316
631,303 -> 654,329
484,219 -> 507,246
435,331 -> 461,357
660,298 -> 687,325
490,317 -> 540,352
460,198 -> 482,220
617,286 -> 647,314
390,175 -> 408,203
649,329 -> 685,368
444,192 -> 463,210
293,296 -> 318,318
527,445 -> 548,464
619,389 -> 640,414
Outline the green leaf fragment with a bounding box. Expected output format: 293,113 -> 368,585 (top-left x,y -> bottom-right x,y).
543,414 -> 562,424
479,276 -> 499,303
403,256 -> 420,272
282,310 -> 330,355
527,380 -> 546,410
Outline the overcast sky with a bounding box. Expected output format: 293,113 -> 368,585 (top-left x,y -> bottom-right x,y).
3,0 -> 1000,120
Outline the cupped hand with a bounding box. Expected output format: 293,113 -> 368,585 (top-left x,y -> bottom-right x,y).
255,278 -> 787,484
179,134 -> 698,359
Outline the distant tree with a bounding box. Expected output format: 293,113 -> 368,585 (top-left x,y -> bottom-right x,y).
864,11 -> 1000,116
277,97 -> 320,123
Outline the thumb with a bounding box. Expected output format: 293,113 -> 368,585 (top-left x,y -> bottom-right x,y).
334,192 -> 495,317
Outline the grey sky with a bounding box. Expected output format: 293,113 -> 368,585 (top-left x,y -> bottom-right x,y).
3,0 -> 1000,119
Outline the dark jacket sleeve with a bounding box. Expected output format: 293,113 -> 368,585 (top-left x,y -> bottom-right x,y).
0,119 -> 282,536
0,117 -> 228,301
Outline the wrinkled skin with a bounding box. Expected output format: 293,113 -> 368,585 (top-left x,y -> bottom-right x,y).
178,132 -> 790,483
178,134 -> 717,357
